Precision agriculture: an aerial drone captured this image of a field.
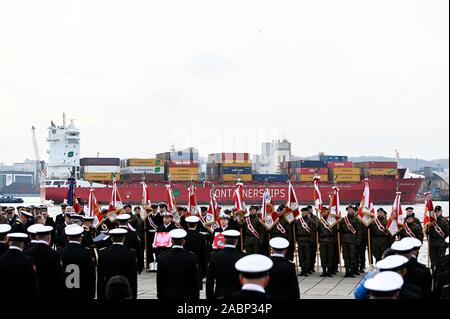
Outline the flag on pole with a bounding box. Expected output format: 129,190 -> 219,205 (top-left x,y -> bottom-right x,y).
187,184 -> 199,216
141,182 -> 151,206
165,184 -> 180,223
66,177 -> 81,213
328,186 -> 341,227
207,191 -> 220,228
259,188 -> 278,230
423,191 -> 435,226
233,182 -> 246,213
87,188 -> 103,225
357,179 -> 375,226
108,178 -> 123,212
387,191 -> 403,236
285,181 -> 300,223
313,176 -> 323,215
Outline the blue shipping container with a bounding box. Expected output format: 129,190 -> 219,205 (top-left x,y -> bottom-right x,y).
252,174 -> 288,182
319,155 -> 348,162
299,160 -> 327,168
222,166 -> 252,174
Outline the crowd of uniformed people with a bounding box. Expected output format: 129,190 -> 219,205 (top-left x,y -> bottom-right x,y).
0,201 -> 448,300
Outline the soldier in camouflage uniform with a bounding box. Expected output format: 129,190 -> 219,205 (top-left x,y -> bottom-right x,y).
369,208 -> 391,263
307,205 -> 318,274
339,205 -> 361,277
425,206 -> 449,272
405,207 -> 422,228
295,208 -> 314,276
318,208 -> 336,277
241,206 -> 266,254
269,204 -> 292,242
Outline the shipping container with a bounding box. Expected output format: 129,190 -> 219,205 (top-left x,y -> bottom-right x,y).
222,174 -> 252,182
298,168 -> 328,175
81,166 -> 120,173
367,168 -> 397,176
121,174 -> 164,183
331,168 -> 361,175
252,174 -> 288,182
80,158 -> 120,166
353,161 -> 397,169
222,166 -> 252,175
166,161 -> 199,168
286,160 -> 327,168
83,173 -> 120,181
333,175 -> 361,182
327,161 -> 353,168
208,153 -> 250,164
168,167 -> 199,175
299,174 -> 328,182
218,162 -> 252,167
156,148 -> 199,161
120,166 -> 165,175
319,155 -> 348,162
121,159 -> 164,167
170,175 -> 199,182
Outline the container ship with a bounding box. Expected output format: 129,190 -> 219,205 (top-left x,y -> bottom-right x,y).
40,117 -> 424,205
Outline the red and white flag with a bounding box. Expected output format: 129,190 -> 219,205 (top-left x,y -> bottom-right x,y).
328,186 -> 341,227
423,191 -> 435,226
207,191 -> 220,228
187,184 -> 199,216
285,181 -> 300,223
387,191 -> 403,236
87,188 -> 103,225
108,178 -> 123,212
165,184 -> 180,223
141,182 -> 151,206
259,188 -> 278,230
313,176 -> 323,215
233,182 -> 246,212
357,179 -> 375,226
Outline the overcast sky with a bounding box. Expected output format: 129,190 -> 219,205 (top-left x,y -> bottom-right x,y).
0,0 -> 448,165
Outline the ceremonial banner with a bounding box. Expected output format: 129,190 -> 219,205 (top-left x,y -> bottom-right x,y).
328,186 -> 340,227
141,182 -> 151,206
108,178 -> 123,212
259,188 -> 278,230
313,176 -> 323,215
387,191 -> 403,236
212,233 -> 225,249
285,181 -> 300,223
206,192 -> 220,227
187,185 -> 199,216
423,191 -> 435,226
152,232 -> 172,248
87,188 -> 103,226
233,183 -> 247,222
165,184 -> 180,223
66,177 -> 81,213
357,179 -> 375,226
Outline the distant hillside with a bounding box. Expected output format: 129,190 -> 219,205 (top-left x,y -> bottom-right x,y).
298,155 -> 449,171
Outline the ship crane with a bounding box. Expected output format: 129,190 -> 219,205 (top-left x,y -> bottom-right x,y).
31,126 -> 44,184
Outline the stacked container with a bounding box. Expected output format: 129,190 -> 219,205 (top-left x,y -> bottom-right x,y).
207,153 -> 252,182
329,167 -> 361,182
80,158 -> 121,182
166,160 -> 199,182
353,161 -> 398,179
319,155 -> 348,162
120,159 -> 165,183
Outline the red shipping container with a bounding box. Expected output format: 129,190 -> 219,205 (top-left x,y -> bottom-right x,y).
327,162 -> 353,168
298,168 -> 328,175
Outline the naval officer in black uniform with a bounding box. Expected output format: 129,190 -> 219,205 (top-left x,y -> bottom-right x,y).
97,228 -> 138,299
24,224 -> 65,300
116,213 -> 144,274
184,215 -> 208,288
0,224 -> 11,255
156,229 -> 200,300
266,237 -> 300,299
60,224 -> 96,300
206,229 -> 245,300
230,254 -> 273,300
11,210 -> 33,234
0,232 -> 39,299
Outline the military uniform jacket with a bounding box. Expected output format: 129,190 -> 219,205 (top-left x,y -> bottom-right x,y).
229,289 -> 270,300
206,247 -> 245,300
146,213 -> 163,232
269,215 -> 291,240
97,244 -> 138,299
369,217 -> 389,237
60,242 -> 96,300
55,222 -> 69,248
295,217 -> 314,241
242,214 -> 265,239
118,225 -> 144,274
399,222 -> 424,241
318,219 -> 335,240
266,256 -> 300,299
156,222 -> 178,233
0,242 -> 7,256
24,243 -> 65,300
184,229 -> 209,280
426,216 -> 449,242
55,213 -> 64,225
157,247 -> 200,300
0,248 -> 39,299
405,257 -> 432,299
339,215 -> 361,244
11,220 -> 26,233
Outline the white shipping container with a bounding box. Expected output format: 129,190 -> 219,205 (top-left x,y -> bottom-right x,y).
120,166 -> 165,175
82,166 -> 120,173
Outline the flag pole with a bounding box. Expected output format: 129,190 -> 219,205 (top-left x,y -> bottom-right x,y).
366,176 -> 373,268
333,178 -> 343,273
141,175 -> 148,271
288,178 -> 300,275
426,180 -> 432,269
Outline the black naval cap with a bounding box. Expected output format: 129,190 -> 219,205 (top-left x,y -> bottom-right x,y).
101,208 -> 109,214
405,207 -> 414,211
158,202 -> 167,208
60,203 -> 68,208
306,205 -> 313,210
123,204 -> 132,209
434,205 -> 442,212
151,203 -> 159,209
300,207 -> 309,212
200,206 -> 208,212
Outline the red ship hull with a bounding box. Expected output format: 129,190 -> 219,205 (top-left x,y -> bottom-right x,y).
41,178 -> 424,205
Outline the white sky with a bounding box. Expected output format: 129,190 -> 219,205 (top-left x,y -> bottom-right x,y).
0,0 -> 448,165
